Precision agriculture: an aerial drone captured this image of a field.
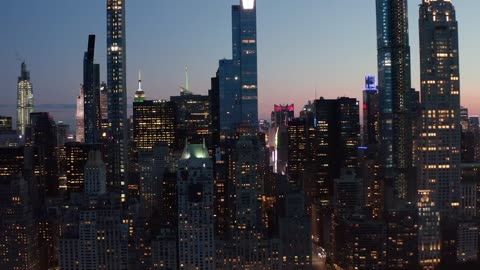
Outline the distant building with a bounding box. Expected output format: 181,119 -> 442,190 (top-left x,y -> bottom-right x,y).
76,86 -> 85,143
0,116 -> 12,130
17,62 -> 34,137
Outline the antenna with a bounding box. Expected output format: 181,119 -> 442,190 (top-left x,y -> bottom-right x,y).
15,52 -> 24,63
185,65 -> 189,91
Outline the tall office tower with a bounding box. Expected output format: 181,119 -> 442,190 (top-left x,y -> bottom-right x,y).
177,143 -> 215,270
287,118 -> 308,186
418,0 -> 461,214
170,93 -> 210,149
0,175 -> 40,270
417,190 -> 441,269
232,0 -> 258,129
0,116 -> 12,130
84,150 -> 107,196
83,35 -> 101,144
270,104 -> 294,174
460,107 -> 469,131
363,76 -> 379,145
386,203 -> 419,269
17,62 -> 34,137
76,86 -> 85,143
208,72 -> 220,147
28,112 -> 58,198
314,97 -> 360,205
107,0 -> 127,190
376,0 -> 413,201
133,99 -> 176,151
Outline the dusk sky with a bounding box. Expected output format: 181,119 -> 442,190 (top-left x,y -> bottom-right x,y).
1,0 -> 480,126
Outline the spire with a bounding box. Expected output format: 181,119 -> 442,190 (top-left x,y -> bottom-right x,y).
138,69 -> 142,91
134,69 -> 145,103
180,65 -> 193,96
185,65 -> 189,92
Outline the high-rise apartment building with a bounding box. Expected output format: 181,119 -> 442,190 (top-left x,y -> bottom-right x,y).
418,0 -> 461,215
17,62 -> 34,137
376,0 -> 413,201
107,0 -> 128,190
0,116 -> 12,131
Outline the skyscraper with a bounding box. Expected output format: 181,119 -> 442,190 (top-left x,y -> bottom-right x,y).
418,0 -> 461,214
107,0 -> 127,190
83,35 -> 101,144
232,0 -> 258,129
0,116 -> 12,130
17,62 -> 34,137
376,0 -> 413,201
177,143 -> 215,269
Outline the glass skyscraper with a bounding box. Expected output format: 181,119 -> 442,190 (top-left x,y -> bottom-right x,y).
16,62 -> 34,137
232,0 -> 258,130
107,0 -> 127,189
376,0 -> 413,201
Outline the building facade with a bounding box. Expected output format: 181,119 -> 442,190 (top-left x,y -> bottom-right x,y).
17,62 -> 34,137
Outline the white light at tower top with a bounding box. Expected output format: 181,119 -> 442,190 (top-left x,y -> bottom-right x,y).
242,0 -> 255,10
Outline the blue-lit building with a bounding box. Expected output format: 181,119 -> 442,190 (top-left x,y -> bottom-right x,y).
106,0 -> 128,190
376,0 -> 413,201
232,0 -> 258,129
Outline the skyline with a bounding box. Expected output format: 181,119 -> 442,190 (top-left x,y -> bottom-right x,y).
2,0 -> 480,125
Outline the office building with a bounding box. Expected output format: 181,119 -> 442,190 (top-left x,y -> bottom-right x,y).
170,93 -> 210,149
314,97 -> 360,205
133,99 -> 176,151
17,62 -> 34,137
418,0 -> 461,214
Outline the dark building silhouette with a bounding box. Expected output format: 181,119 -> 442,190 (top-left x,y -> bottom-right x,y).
83,35 -> 101,144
